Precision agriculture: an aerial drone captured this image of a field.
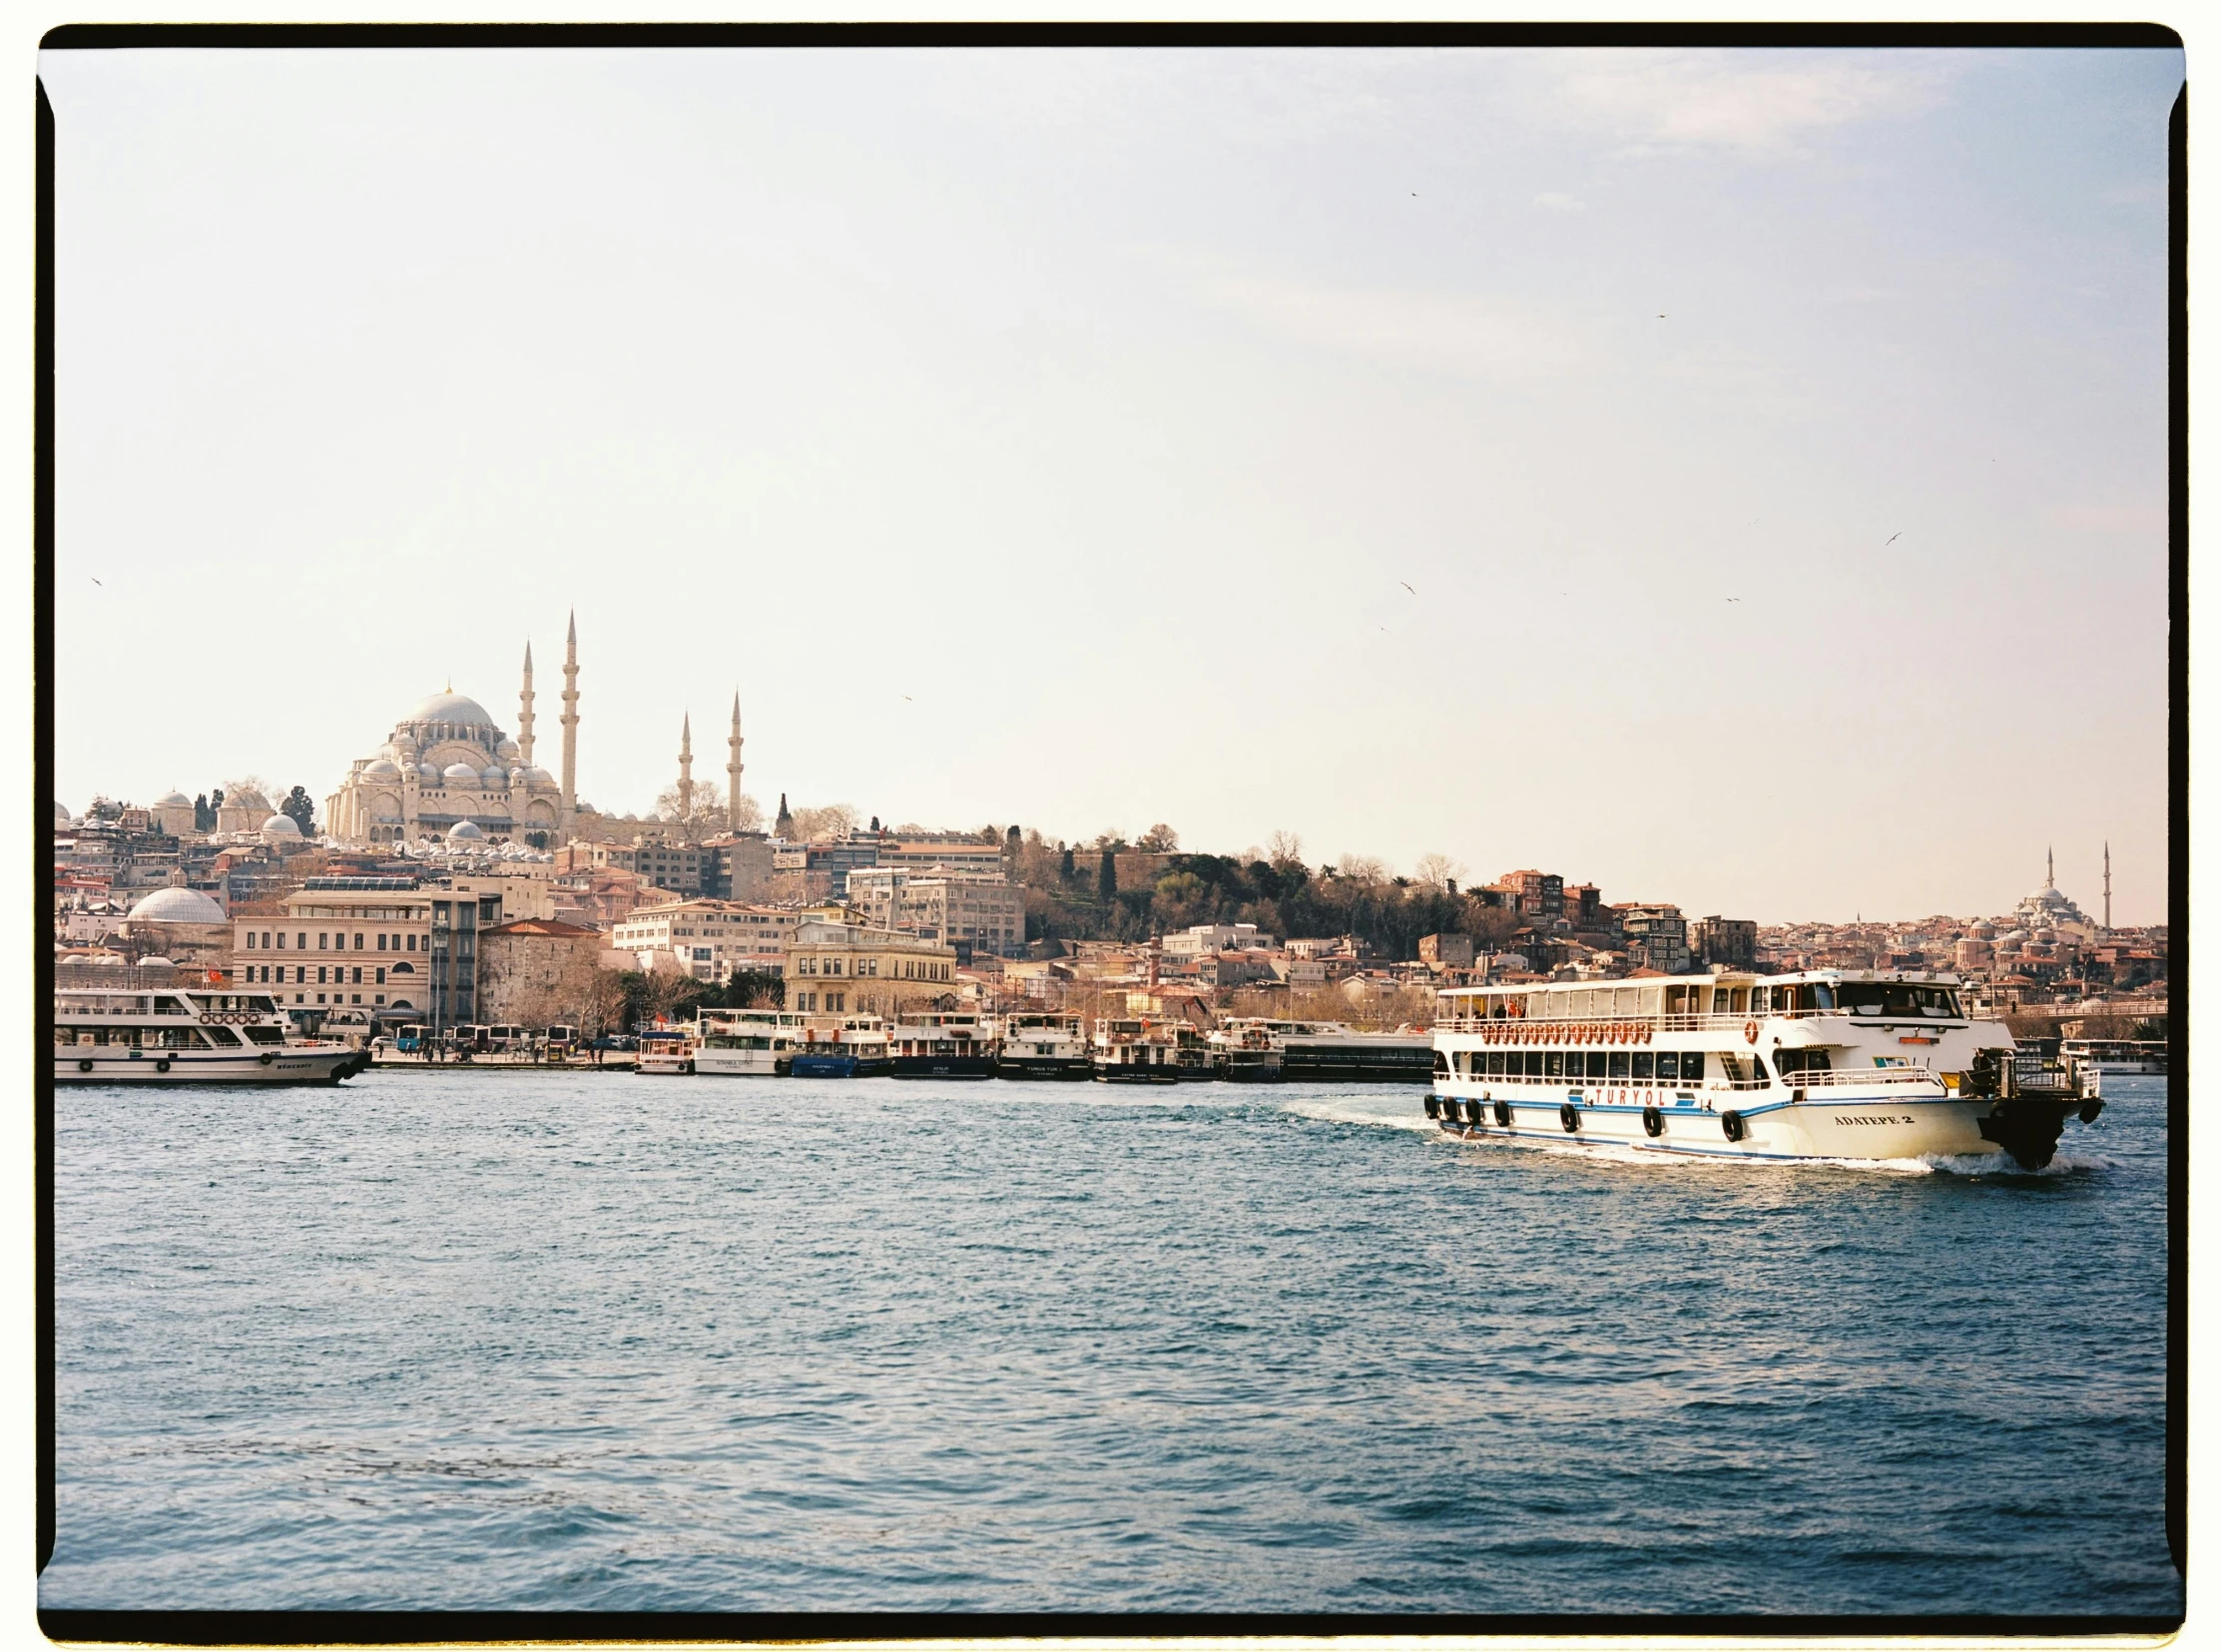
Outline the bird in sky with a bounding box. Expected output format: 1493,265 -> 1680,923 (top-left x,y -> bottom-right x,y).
89,577 -> 101,586
1658,313 -> 1667,318
1886,531 -> 1902,545
1727,597 -> 1741,603
1398,581 -> 1415,595
902,695 -> 913,702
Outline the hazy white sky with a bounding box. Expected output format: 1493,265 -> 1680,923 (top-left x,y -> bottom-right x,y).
40,44 -> 2180,923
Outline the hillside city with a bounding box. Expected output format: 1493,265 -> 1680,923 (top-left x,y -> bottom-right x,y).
56,640 -> 2169,1047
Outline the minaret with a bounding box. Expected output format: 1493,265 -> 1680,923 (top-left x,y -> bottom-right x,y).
559,611 -> 580,828
517,642 -> 536,768
2104,841 -> 2112,930
776,792 -> 794,838
677,713 -> 694,828
2047,844 -> 2054,887
727,693 -> 745,832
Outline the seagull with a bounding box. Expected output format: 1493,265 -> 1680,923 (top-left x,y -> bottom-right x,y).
902,696 -> 913,702
1886,532 -> 1902,545
1398,581 -> 1415,595
1727,597 -> 1741,603
89,577 -> 101,586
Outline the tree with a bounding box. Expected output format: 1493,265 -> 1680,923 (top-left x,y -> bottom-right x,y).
654,779 -> 726,831
193,794 -> 213,832
1138,823 -> 1180,852
226,776 -> 278,809
280,786 -> 316,835
1098,847 -> 1118,902
1412,852 -> 1467,891
1060,844 -> 1076,882
790,803 -> 860,841
1267,828 -> 1305,869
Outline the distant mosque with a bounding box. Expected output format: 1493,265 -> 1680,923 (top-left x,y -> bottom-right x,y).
2009,845 -> 2093,931
324,614 -> 753,850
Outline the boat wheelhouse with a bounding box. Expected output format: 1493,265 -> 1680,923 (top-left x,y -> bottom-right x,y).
55,986 -> 369,1084
1427,970 -> 2101,1169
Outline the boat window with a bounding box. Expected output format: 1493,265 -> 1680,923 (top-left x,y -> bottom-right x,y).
1730,987 -> 1748,1013
1544,1050 -> 1563,1079
1521,1051 -> 1542,1077
1631,1051 -> 1653,1081
1775,1047 -> 1832,1076
1608,1050 -> 1629,1080
1711,988 -> 1732,1014
1584,1050 -> 1607,1079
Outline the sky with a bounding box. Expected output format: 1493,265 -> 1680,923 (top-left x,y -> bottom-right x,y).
38,43 -> 2181,925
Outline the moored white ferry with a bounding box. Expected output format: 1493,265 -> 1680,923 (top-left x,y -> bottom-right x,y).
55,986 -> 370,1084
1428,970 -> 2102,1170
693,1008 -> 803,1077
1210,1017 -> 1435,1083
996,1013 -> 1094,1080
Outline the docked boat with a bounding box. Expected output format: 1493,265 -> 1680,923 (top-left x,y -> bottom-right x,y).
1206,1019 -> 1284,1082
890,1013 -> 996,1079
635,1027 -> 696,1075
55,985 -> 369,1084
1427,970 -> 2103,1170
692,1008 -> 802,1077
995,1012 -> 1093,1080
1093,1017 -> 1180,1083
1210,1017 -> 1434,1082
1172,1024 -> 1215,1081
2060,1037 -> 2166,1075
792,1015 -> 893,1079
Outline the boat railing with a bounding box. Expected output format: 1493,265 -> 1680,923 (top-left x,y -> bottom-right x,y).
1431,1010 -> 1970,1035
1782,1066 -> 1946,1091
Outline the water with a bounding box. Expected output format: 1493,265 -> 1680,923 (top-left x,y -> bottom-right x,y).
45,1071 -> 2177,1616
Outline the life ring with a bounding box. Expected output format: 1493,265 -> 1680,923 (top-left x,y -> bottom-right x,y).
1721,1110 -> 1746,1143
1743,1020 -> 1759,1045
1642,1105 -> 1665,1138
1493,1098 -> 1512,1128
1560,1102 -> 1581,1133
1641,1024 -> 1652,1044
154,1058 -> 171,1073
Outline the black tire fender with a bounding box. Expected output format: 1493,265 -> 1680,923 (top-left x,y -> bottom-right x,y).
154,1059 -> 170,1073
1493,1098 -> 1512,1128
1722,1110 -> 1747,1143
1560,1103 -> 1580,1133
260,1053 -> 275,1066
78,1059 -> 93,1073
1642,1105 -> 1665,1138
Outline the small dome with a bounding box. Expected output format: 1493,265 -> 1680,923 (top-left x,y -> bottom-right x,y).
524,767 -> 555,788
53,802 -> 72,825
509,768 -> 530,787
127,885 -> 228,924
136,955 -> 175,968
405,690 -> 497,729
442,762 -> 481,785
156,790 -> 192,807
480,765 -> 508,787
417,762 -> 439,783
447,820 -> 485,841
495,739 -> 521,761
262,813 -> 302,841
363,757 -> 401,778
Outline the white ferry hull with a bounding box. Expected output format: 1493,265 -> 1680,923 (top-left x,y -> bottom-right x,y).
55,1047 -> 366,1085
693,1049 -> 788,1077
1428,1085 -> 2013,1160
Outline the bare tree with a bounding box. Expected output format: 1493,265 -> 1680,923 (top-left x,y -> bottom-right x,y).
637,959 -> 698,1025
1137,823 -> 1180,852
654,779 -> 726,832
790,803 -> 860,841
1267,828 -> 1305,869
1412,851 -> 1467,891
1336,853 -> 1389,884
224,775 -> 279,808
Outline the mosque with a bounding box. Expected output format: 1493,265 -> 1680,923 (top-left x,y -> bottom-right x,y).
323,615 -> 751,850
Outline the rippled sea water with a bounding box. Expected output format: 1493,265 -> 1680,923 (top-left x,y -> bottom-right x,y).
45,1070 -> 2176,1616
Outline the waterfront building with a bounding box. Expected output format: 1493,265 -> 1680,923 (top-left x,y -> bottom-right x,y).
563,837 -> 712,897
609,899 -> 796,982
233,878 -> 435,1017
1163,922 -> 1274,959
1417,932 -> 1476,969
699,833 -> 776,901
1689,915 -> 1758,969
771,838 -> 883,901
476,918 -> 607,1025
1492,869 -> 1564,920
784,916 -> 956,1016
1617,904 -> 1692,975
843,866 -> 1026,956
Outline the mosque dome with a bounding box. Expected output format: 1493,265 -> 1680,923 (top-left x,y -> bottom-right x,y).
524,767 -> 554,788
157,790 -> 191,807
363,758 -> 401,778
509,768 -> 530,788
53,802 -> 72,825
404,690 -> 498,730
480,765 -> 508,788
494,738 -> 521,761
127,885 -> 228,924
417,762 -> 439,784
262,814 -> 302,842
442,762 -> 481,785
228,787 -> 272,814
136,955 -> 174,969
447,820 -> 485,841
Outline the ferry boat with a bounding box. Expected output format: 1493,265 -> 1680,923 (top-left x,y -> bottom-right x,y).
2059,1037 -> 2166,1075
792,1015 -> 893,1079
1206,1020 -> 1284,1082
1172,1024 -> 1215,1081
55,985 -> 370,1084
890,1013 -> 996,1079
995,1012 -> 1094,1080
692,1008 -> 802,1077
635,1027 -> 696,1075
1212,1017 -> 1434,1082
1093,1017 -> 1180,1083
1427,970 -> 2103,1170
